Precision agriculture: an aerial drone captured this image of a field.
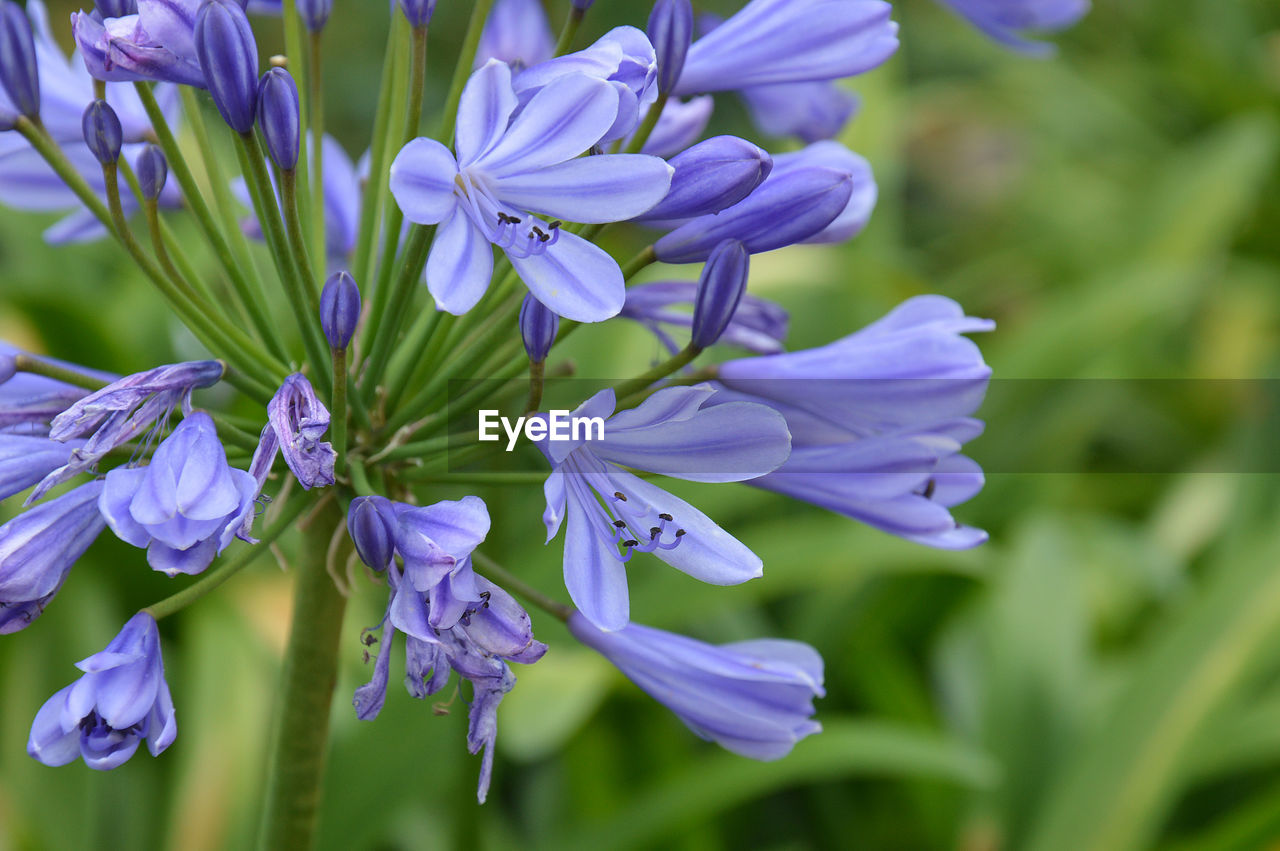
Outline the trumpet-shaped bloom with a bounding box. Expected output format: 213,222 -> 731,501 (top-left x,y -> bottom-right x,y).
0,480 -> 104,634
31,359 -> 224,503
28,612 -> 176,769
100,411 -> 257,576
937,0 -> 1089,55
674,0 -> 898,96
715,296 -> 993,548
351,495 -> 546,802
621,281 -> 788,356
389,60 -> 673,321
538,385 -> 791,631
569,613 -> 825,759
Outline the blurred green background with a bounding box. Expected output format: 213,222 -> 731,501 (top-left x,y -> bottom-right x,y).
4,0 -> 1280,849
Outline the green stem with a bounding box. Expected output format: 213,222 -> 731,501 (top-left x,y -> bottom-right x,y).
257,497 -> 347,851
331,347 -> 349,476
413,471 -> 549,486
624,93 -> 669,154
611,343 -> 703,402
382,310 -> 453,412
359,224 -> 433,404
472,552 -> 573,621
437,0 -> 497,144
367,431 -> 469,464
621,245 -> 657,280
552,6 -> 586,57
142,494 -> 315,621
525,360 -> 545,414
282,0 -> 315,258
136,84 -> 283,361
12,354 -> 108,390
308,31 -> 327,264
280,169 -> 322,310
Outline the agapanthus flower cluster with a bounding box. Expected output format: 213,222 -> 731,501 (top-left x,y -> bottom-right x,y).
0,0 -> 1083,837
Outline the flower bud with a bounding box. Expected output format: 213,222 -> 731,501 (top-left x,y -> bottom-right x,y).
638,135 -> 771,222
297,0 -> 333,31
648,0 -> 692,95
690,239 -> 749,349
320,271 -> 360,349
256,67 -> 300,171
398,0 -> 438,28
81,100 -> 123,166
572,0 -> 595,9
347,496 -> 396,572
96,0 -> 138,17
653,166 -> 853,264
195,0 -> 260,134
0,2 -> 40,121
135,144 -> 168,201
519,294 -> 558,363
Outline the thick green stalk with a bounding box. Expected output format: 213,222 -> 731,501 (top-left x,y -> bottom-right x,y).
624,93 -> 670,154
12,354 -> 108,390
282,0 -> 316,257
281,169 -> 322,310
359,224 -> 433,404
552,5 -> 586,57
611,343 -> 702,402
257,498 -> 348,851
135,84 -> 283,359
143,494 -> 314,621
472,552 -> 573,621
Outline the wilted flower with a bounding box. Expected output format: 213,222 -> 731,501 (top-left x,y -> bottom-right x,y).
246,374 -> 336,496
28,612 -> 176,769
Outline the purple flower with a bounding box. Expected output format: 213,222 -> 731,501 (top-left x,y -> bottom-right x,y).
621,281 -> 788,356
389,60 -> 672,321
635,135 -> 772,223
634,94 -> 713,157
319,270 -> 361,350
652,141 -> 875,263
0,432 -> 84,501
135,142 -> 168,200
715,296 -> 993,548
347,495 -> 396,572
739,81 -> 859,144
99,411 -> 258,576
351,495 -> 546,802
475,0 -> 554,71
246,374 -> 336,494
0,0 -> 41,120
82,98 -> 124,165
538,385 -> 791,631
511,27 -> 660,145
0,342 -> 99,430
569,613 -> 824,759
257,66 -> 300,170
27,612 -> 176,769
674,0 -> 898,97
648,0 -> 693,95
519,293 -> 558,363
937,0 -> 1089,55
0,480 -> 105,634
690,239 -> 749,350
71,2 -> 205,87
398,0 -> 437,28
31,359 -> 224,502
194,0 -> 259,133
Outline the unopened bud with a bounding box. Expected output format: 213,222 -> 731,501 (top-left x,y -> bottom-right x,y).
195,0 -> 260,134
690,239 -> 749,349
398,0 -> 437,28
0,2 -> 40,120
297,0 -> 333,31
135,144 -> 168,201
519,294 -> 559,363
648,0 -> 692,95
348,496 -> 397,572
96,0 -> 138,17
320,271 -> 361,349
257,67 -> 300,170
81,99 -> 123,166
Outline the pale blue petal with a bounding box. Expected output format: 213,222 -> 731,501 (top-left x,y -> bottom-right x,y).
508,229 -> 624,323
494,154 -> 672,223
390,138 -> 461,226
426,209 -> 494,315
478,74 -> 619,176
455,60 -> 518,167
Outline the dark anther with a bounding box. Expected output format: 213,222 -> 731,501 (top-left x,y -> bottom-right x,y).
650,526 -> 661,538
362,650 -> 370,664
623,539 -> 639,547
532,226 -> 550,242
922,479 -> 937,499
508,215 -> 522,224
613,519 -> 627,528
361,633 -> 378,646
548,220 -> 561,230
675,529 -> 686,537
497,212 -> 512,223
479,591 -> 491,601
614,491 -> 627,501
658,513 -> 673,521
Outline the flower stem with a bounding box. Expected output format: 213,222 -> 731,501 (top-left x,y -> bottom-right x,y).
525,360 -> 546,413
621,245 -> 657,280
308,30 -> 327,264
437,0 -> 497,144
257,496 -> 348,851
142,493 -> 314,621
331,346 -> 349,476
611,343 -> 703,402
472,552 -> 572,622
11,354 -> 108,390
552,6 -> 586,58
624,93 -> 669,155
359,224 -> 433,406
280,169 -> 322,310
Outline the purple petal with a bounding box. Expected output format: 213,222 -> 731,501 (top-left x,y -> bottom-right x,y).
390,137 -> 460,226
494,153 -> 673,223
508,229 -> 624,323
425,209 -> 494,315
455,59 -> 518,167
477,74 -> 619,176
563,475 -> 630,631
